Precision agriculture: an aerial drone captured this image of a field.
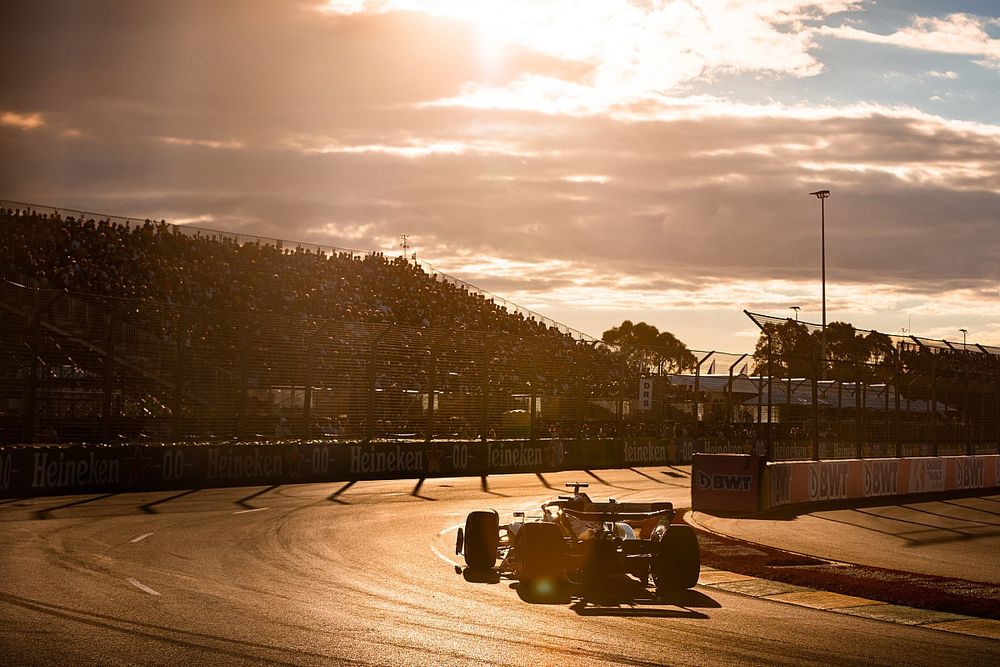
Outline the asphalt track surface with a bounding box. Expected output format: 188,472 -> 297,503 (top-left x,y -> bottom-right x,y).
1,467 -> 997,666
696,494 -> 1000,584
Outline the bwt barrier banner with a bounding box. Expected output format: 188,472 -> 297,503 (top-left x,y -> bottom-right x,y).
691,454 -> 762,513
763,455 -> 1000,511
0,437 -> 699,499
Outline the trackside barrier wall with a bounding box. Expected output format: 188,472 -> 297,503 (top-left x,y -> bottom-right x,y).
762,455 -> 1000,511
690,454 -> 763,513
0,437 -> 697,499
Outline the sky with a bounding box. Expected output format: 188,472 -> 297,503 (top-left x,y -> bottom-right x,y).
1,0 -> 998,353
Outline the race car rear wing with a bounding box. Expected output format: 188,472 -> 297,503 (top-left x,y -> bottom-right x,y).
561,505 -> 674,523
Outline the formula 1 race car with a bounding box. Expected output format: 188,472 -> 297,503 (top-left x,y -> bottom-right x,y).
456,483 -> 699,596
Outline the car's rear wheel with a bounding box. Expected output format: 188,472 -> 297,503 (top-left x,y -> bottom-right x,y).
651,524 -> 700,592
515,522 -> 565,581
463,511 -> 499,571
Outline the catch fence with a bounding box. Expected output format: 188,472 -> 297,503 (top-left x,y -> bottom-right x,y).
745,311 -> 1000,460
0,278 -> 686,446
2,280 -> 998,462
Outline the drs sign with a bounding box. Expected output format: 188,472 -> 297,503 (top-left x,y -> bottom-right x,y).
639,378 -> 653,411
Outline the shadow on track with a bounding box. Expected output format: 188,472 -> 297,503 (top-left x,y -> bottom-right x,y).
411,478 -> 437,501
499,574 -> 718,618
328,480 -> 355,504
236,485 -> 279,509
629,468 -> 665,484
480,475 -> 509,497
812,509 -> 1000,546
463,568 -> 501,584
535,473 -> 556,490
141,489 -> 199,514
0,592 -> 366,667
584,469 -> 635,491
32,493 -> 118,520
568,578 -> 714,618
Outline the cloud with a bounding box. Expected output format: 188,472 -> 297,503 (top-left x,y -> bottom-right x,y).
1,1 -> 997,348
324,1 -> 857,114
1,111 -> 44,130
822,13 -> 1000,69
160,136 -> 245,150
926,70 -> 959,79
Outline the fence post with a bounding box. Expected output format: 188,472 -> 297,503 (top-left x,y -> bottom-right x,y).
529,354 -> 537,443
766,335 -> 773,461
25,292 -> 42,444
302,332 -> 314,440
480,344 -> 490,442
101,310 -> 117,443
171,315 -> 186,443
962,354 -> 970,455
894,349 -> 902,458
855,355 -> 863,459
237,322 -> 249,440
931,356 -> 938,457
693,361 -> 701,438
811,349 -> 819,460
426,340 -> 437,442
366,325 -> 393,442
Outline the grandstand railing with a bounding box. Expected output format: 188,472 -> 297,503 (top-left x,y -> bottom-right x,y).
0,199 -> 596,342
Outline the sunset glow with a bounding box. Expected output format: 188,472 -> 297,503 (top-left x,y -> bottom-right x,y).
2,0 -> 998,351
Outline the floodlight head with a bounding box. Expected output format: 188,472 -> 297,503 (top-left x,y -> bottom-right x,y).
809,189 -> 831,198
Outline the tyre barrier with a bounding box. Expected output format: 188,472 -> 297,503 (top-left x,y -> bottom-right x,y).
0,437 -> 697,499
692,453 -> 1000,514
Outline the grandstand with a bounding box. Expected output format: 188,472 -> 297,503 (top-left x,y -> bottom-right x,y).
0,201 -> 627,445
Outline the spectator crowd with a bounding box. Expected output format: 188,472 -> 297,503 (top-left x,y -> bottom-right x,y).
0,207 -> 566,337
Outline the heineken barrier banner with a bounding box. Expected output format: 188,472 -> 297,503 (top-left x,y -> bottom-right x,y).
763,455 -> 1000,510
0,437 -> 696,498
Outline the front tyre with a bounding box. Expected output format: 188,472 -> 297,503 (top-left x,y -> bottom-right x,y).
463,511 -> 499,571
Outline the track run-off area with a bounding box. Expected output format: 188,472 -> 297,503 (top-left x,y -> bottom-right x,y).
1,467 -> 997,666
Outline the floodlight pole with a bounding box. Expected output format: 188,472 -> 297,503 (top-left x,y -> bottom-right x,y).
810,190 -> 830,376
959,328 -> 968,350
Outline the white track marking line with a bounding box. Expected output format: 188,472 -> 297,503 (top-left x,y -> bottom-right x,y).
438,523 -> 463,536
234,507 -> 269,514
127,578 -> 161,596
430,542 -> 462,568
130,532 -> 153,544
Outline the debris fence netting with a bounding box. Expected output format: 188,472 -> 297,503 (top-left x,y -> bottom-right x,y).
1,278 -> 998,461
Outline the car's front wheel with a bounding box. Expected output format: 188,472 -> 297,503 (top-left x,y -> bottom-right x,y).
463,510 -> 499,571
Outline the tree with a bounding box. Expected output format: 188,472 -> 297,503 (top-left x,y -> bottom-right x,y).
601,320 -> 696,374
825,322 -> 895,382
752,319 -> 897,381
751,319 -> 818,378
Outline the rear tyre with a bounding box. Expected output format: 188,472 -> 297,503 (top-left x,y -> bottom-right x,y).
651,524 -> 700,592
463,511 -> 499,571
515,522 -> 565,581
